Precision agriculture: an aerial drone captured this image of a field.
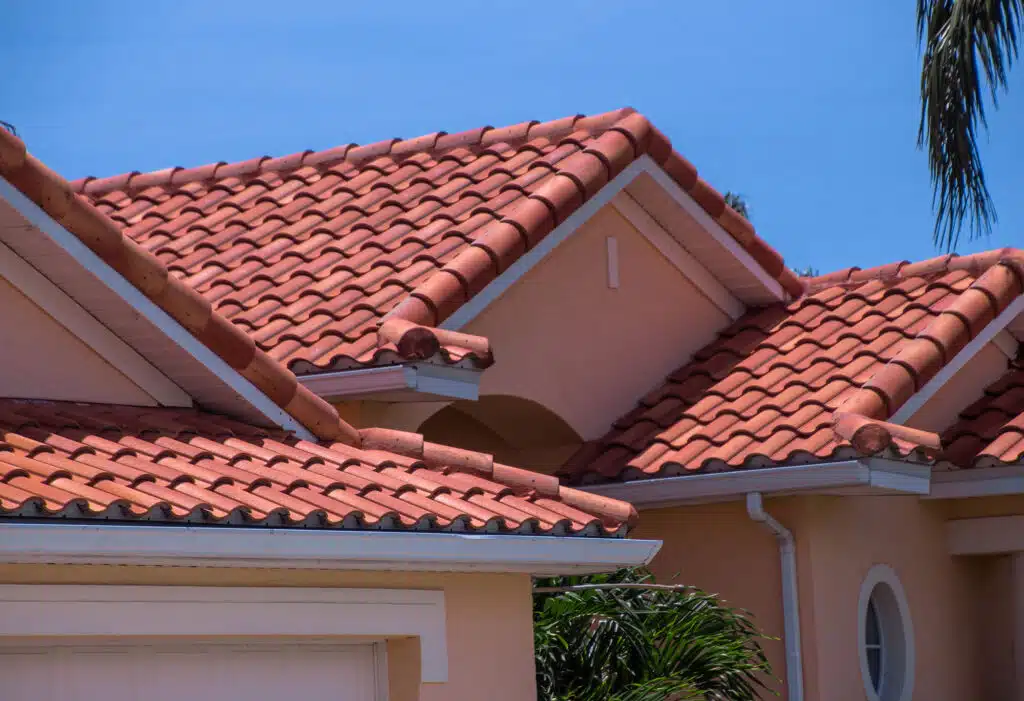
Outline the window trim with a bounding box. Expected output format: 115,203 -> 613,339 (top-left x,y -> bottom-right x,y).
857,564 -> 915,701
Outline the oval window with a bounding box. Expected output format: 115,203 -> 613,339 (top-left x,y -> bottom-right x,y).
858,565 -> 914,701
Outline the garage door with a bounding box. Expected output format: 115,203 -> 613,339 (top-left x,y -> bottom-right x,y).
0,640 -> 382,701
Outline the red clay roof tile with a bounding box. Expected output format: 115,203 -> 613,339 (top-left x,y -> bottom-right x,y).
566,250 -> 1024,483
0,398 -> 633,534
59,108 -> 798,375
943,364 -> 1024,467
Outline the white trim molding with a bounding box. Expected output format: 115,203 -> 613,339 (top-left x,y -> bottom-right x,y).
0,239 -> 191,407
581,459 -> 932,508
0,584 -> 447,684
300,363 -> 481,402
0,176 -> 314,440
926,466 -> 1024,499
947,514 -> 1024,555
0,522 -> 661,575
858,564 -> 915,701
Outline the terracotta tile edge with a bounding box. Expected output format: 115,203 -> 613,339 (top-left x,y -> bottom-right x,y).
0,128 -> 361,446
359,427 -> 636,530
833,257 -> 1024,453
376,317 -> 494,368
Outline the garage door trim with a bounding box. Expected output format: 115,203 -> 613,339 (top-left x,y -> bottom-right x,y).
0,584 -> 446,683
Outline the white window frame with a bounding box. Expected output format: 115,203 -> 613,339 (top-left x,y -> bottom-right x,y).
0,585 -> 449,690
857,565 -> 915,701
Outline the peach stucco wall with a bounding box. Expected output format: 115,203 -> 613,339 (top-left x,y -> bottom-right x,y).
797,495 -> 979,701
0,564 -> 538,701
636,495 -> 984,700
632,499 -> 793,696
0,276 -> 156,405
464,203 -> 731,441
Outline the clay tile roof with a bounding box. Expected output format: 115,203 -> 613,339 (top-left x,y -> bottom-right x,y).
0,398 -> 634,535
63,108 -> 801,375
565,250 -> 1024,483
942,363 -> 1024,467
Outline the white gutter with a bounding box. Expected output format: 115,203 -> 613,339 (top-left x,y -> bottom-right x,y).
583,458 -> 931,507
926,465 -> 1024,499
299,362 -> 481,402
0,523 -> 661,576
746,493 -> 804,701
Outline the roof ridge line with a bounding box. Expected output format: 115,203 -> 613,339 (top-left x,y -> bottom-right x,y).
803,248 -> 1024,294
358,427 -> 637,528
0,128 -> 361,446
70,108 -> 639,198
832,257 -> 1024,454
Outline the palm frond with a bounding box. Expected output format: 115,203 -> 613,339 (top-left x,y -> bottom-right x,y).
533,568 -> 775,701
918,0 -> 1023,250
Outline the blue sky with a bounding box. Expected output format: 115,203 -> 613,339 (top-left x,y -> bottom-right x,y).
3,0 -> 1022,274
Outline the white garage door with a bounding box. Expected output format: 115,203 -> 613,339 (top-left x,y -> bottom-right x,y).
0,640 -> 382,701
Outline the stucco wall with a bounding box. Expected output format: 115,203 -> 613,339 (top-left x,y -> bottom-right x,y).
632,499 -> 793,697
636,495 -> 985,701
464,204 -> 731,441
904,342 -> 1010,433
0,276 -> 156,405
794,495 -> 979,701
0,564 -> 538,701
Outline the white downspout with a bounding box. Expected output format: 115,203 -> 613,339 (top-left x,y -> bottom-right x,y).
746,492 -> 804,701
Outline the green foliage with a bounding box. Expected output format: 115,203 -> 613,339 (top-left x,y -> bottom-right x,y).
723,192 -> 750,221
917,0 -> 1022,250
533,568 -> 775,701
794,266 -> 819,277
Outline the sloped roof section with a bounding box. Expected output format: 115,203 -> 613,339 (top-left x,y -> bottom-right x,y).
565,251 -> 1024,484
0,127 -> 355,444
0,398 -> 634,535
70,108 -> 803,375
943,363 -> 1024,467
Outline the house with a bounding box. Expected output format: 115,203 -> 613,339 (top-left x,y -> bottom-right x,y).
6,104 -> 1023,701
0,124 -> 658,700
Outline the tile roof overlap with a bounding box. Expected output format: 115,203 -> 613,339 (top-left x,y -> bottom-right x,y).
943,365 -> 1024,467
68,108 -> 803,375
0,398 -> 633,534
565,251 -> 1024,483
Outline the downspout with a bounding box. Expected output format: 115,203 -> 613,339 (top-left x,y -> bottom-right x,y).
746,492 -> 804,701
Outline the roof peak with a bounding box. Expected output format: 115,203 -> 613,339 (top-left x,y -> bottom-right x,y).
71,107 -> 644,199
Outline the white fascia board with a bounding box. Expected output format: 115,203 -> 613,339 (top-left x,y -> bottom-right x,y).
947,514 -> 1024,556
926,466 -> 1024,499
890,296 -> 1024,425
0,176 -> 314,440
0,239 -> 192,407
299,363 -> 481,401
0,522 -> 661,576
581,458 -> 931,508
638,155 -> 786,302
439,156 -> 779,332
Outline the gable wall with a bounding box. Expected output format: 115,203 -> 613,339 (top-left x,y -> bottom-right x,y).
0,276 -> 156,406
463,204 -> 733,441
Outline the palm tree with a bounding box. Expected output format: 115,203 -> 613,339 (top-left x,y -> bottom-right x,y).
918,0 -> 1022,250
533,568 -> 774,700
